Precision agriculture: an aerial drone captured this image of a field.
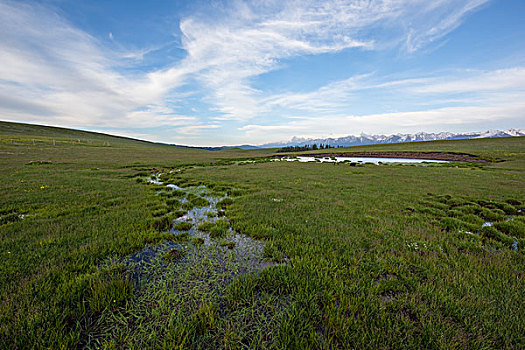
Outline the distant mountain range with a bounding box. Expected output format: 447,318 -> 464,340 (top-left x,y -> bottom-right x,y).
255,129 -> 525,149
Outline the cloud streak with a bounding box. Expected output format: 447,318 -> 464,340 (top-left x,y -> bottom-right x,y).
239,66 -> 525,143
240,102 -> 525,143
0,0 -> 194,130
176,0 -> 490,120
2,0 -> 516,146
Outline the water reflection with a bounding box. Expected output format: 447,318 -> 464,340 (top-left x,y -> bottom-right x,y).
279,156 -> 449,164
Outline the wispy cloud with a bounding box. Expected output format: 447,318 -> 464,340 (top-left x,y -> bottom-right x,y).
176,124 -> 221,135
262,74 -> 373,112
0,0 -> 507,146
176,0 -> 490,121
413,68 -> 525,94
0,0 -> 193,129
404,0 -> 489,52
239,66 -> 525,143
260,67 -> 525,114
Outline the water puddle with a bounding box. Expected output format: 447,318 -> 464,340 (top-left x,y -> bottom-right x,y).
119,175 -> 283,288
277,156 -> 449,164
89,173 -> 291,347
166,184 -> 182,190
94,180 -> 290,348
473,220 -> 518,251
148,173 -> 163,185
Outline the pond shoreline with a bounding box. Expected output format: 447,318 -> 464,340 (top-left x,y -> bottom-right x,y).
281,151 -> 489,162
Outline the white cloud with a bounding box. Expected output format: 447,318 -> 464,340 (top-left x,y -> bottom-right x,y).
177,124 -> 221,135
175,0 -> 489,121
258,66 -> 525,115
239,101 -> 525,144
0,0 -> 500,145
414,68 -> 525,94
262,74 -> 373,112
405,0 -> 489,52
0,0 -> 193,130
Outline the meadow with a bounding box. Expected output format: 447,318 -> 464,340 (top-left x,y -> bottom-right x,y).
1,121 -> 524,349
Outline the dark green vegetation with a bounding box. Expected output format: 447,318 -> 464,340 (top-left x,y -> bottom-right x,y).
277,143 -> 336,152
410,194 -> 524,250
164,248 -> 186,262
198,219 -> 230,238
174,221 -> 193,231
1,121 -> 524,349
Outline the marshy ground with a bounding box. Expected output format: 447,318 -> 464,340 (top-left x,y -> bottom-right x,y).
1,121 -> 524,349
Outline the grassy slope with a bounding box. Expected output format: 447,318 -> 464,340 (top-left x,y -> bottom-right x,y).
1,121 -> 524,348
0,121 -> 275,167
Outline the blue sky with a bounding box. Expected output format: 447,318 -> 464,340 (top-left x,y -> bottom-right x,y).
0,0 -> 524,146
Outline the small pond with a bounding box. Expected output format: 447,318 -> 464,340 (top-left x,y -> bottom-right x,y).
278,156 -> 449,164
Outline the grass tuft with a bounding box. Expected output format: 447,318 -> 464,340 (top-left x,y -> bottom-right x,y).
192,237 -> 205,245
174,221 -> 193,231
219,240 -> 235,249
164,248 -> 186,262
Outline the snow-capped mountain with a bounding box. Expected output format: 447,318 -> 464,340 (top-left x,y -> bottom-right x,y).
260,129 -> 525,148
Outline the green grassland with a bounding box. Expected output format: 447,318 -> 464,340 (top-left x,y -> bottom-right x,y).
301,136 -> 524,161
0,121 -> 274,168
1,121 -> 524,349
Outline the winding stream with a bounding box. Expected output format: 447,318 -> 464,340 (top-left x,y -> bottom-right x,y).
118,176 -> 281,288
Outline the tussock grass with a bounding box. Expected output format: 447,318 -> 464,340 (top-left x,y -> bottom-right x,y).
416,193 -> 522,249
164,248 -> 186,262
494,220 -> 525,239
219,240 -> 235,249
173,221 -> 192,231
168,232 -> 189,242
192,237 -> 205,245
216,197 -> 233,209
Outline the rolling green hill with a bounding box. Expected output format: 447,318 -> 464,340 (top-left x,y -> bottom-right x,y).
0,120 -> 165,147
0,121 -> 275,168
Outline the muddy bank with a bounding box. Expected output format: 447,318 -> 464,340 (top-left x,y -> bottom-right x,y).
291,151 -> 489,163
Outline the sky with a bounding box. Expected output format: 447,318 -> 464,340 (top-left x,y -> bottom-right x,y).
0,0 -> 524,146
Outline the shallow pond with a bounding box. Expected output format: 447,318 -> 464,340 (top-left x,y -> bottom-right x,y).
279,156 -> 449,164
